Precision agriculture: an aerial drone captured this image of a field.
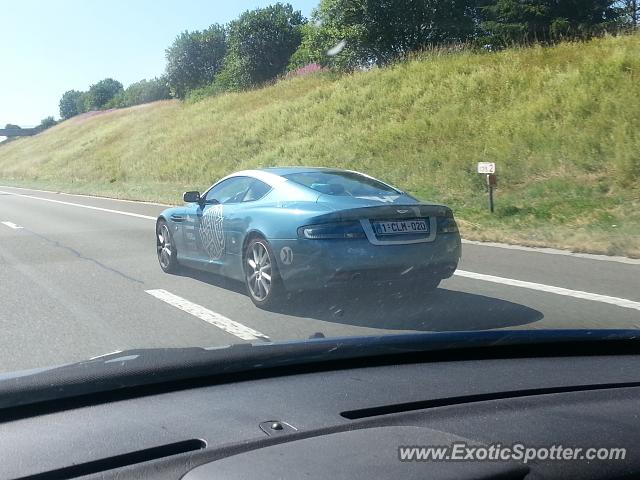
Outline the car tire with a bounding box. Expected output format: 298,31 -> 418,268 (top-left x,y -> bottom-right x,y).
244,237 -> 284,309
156,219 -> 179,274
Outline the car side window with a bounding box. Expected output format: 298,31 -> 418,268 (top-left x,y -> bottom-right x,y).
242,179 -> 272,202
205,177 -> 253,204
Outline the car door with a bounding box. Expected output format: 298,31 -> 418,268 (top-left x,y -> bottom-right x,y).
222,178 -> 273,257
184,176 -> 254,271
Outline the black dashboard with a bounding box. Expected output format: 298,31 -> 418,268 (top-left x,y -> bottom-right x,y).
1,334 -> 639,479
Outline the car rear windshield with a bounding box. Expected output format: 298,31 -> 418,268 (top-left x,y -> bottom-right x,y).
284,171 -> 399,196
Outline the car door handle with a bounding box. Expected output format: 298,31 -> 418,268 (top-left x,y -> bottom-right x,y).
170,214 -> 185,222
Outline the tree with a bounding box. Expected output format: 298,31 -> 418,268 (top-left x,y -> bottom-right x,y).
288,15 -> 365,71
165,24 -> 227,99
290,0 -> 475,71
617,0 -> 639,27
364,0 -> 476,62
59,90 -> 83,119
478,0 -> 621,46
105,76 -> 171,108
86,78 -> 124,110
127,76 -> 171,104
220,3 -> 305,89
4,124 -> 21,129
38,116 -> 57,130
76,91 -> 91,114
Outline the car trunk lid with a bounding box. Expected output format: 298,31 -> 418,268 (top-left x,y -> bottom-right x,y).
305,204 -> 453,245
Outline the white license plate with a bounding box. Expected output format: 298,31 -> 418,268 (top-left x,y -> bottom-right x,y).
372,219 -> 428,236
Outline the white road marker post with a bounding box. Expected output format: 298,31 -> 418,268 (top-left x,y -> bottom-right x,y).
477,162 -> 497,213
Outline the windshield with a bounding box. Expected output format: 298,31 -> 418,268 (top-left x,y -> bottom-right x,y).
0,0 -> 638,383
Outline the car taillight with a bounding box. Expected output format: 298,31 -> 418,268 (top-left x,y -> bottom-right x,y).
298,221 -> 366,239
436,215 -> 459,234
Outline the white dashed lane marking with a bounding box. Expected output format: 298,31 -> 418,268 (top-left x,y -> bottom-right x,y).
455,270 -> 640,312
1,221 -> 23,230
145,289 -> 271,342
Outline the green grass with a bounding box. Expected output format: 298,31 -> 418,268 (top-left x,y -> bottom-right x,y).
1,34 -> 639,256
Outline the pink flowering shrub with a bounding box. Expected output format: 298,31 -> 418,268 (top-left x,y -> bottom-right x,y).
286,63 -> 328,78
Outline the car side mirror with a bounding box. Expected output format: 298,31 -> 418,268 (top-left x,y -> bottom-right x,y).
183,191 -> 201,203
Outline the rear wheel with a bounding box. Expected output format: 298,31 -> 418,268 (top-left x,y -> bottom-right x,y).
244,237 -> 284,309
156,220 -> 179,273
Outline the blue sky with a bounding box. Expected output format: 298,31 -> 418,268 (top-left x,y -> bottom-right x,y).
0,0 -> 317,128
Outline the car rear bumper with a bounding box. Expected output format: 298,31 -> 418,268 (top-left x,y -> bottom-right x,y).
269,233 -> 461,291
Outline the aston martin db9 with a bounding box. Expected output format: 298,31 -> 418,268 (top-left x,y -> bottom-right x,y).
156,167 -> 461,307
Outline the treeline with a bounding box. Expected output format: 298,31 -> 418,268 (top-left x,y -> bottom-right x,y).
3,117 -> 57,135
58,77 -> 170,120
58,0 -> 639,119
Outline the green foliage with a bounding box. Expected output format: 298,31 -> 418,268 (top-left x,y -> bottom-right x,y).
478,0 -> 621,46
105,77 -> 171,108
289,14 -> 365,71
288,23 -> 324,69
60,78 -> 169,116
4,124 -> 21,130
619,0 -> 639,27
211,54 -> 253,92
86,78 -> 124,110
165,24 -> 227,99
359,0 -> 476,62
59,90 -> 83,119
184,83 -> 223,103
76,91 -> 91,114
220,3 -> 305,89
291,0 -> 476,71
292,0 -> 626,70
38,116 -> 57,130
51,0 -> 631,109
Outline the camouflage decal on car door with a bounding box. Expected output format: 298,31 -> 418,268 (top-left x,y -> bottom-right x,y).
200,204 -> 225,260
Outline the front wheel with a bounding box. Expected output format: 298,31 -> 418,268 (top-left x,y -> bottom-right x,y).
156,220 -> 179,273
244,238 -> 284,309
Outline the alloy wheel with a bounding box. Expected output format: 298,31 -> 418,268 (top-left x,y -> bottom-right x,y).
246,241 -> 273,301
157,223 -> 172,270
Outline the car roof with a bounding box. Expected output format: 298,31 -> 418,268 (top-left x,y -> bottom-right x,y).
220,167 -> 351,187
259,166 -> 346,176
217,167 -> 401,194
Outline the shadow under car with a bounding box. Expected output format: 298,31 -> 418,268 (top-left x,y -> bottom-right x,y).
176,268 -> 543,333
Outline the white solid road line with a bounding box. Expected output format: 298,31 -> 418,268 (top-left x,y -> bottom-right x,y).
146,289 -> 271,342
0,190 -> 156,220
1,221 -> 23,230
0,185 -> 171,207
455,270 -> 640,312
461,239 -> 640,265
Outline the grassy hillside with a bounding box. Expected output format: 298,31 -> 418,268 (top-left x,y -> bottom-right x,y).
1,34 -> 639,256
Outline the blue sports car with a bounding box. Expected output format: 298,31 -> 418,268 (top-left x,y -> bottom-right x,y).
156,167 -> 461,308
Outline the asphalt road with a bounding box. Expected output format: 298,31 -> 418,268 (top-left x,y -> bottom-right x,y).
0,185 -> 639,373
